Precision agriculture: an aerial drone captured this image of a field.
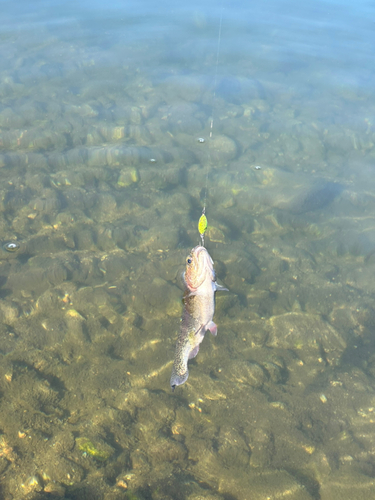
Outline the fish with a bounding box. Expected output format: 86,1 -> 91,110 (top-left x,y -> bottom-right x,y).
170,245 -> 228,391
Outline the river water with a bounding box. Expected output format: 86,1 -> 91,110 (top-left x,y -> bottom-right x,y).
0,1 -> 375,499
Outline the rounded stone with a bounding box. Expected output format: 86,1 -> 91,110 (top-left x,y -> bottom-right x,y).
228,360 -> 268,388
209,135 -> 238,163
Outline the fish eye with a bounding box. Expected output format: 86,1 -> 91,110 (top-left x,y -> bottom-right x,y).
186,257 -> 192,264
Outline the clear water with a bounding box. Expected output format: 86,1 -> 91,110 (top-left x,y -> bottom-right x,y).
1,0 -> 375,498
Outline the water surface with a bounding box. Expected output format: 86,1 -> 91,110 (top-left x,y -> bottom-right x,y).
0,1 -> 375,499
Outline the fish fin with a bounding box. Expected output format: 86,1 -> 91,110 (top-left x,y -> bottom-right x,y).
214,282 -> 228,292
188,345 -> 200,359
206,320 -> 217,336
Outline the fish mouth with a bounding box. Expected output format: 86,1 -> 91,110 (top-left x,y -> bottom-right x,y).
194,246 -> 213,271
170,370 -> 189,391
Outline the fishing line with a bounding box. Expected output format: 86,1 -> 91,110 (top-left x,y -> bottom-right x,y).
198,1 -> 224,247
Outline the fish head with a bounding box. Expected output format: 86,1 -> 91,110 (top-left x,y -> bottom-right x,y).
170,369 -> 189,391
184,245 -> 214,291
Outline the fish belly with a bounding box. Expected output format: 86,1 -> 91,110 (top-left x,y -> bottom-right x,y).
170,326 -> 202,390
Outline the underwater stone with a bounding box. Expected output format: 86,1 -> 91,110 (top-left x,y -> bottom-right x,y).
262,361 -> 284,384
43,456 -> 84,486
3,188 -> 32,212
6,268 -> 44,295
99,125 -> 125,141
97,304 -> 119,325
139,166 -> 184,190
227,360 -> 268,388
225,256 -> 259,284
129,106 -> 143,124
87,146 -> 108,167
329,306 -> 357,338
96,193 -> 117,213
65,147 -> 88,166
30,191 -> 62,213
248,427 -> 275,468
86,128 -> 103,146
206,226 -> 226,244
21,475 -> 43,495
25,172 -> 50,192
35,289 -> 63,312
95,251 -> 130,280
218,76 -> 265,104
0,130 -> 25,149
164,102 -> 204,134
76,436 -> 114,462
74,228 -> 96,250
96,226 -> 125,251
43,482 -> 66,496
43,263 -> 68,286
136,225 -> 180,254
217,426 -> 249,469
0,300 -> 20,324
147,437 -> 187,465
187,490 -> 224,500
64,188 -> 97,211
54,212 -> 75,227
232,319 -> 269,349
209,134 -> 238,163
47,152 -> 69,169
0,107 -> 25,129
288,181 -> 343,214
126,124 -> 153,144
117,168 -> 140,187
267,312 -> 346,366
188,492 -> 224,500
51,430 -> 75,456
28,129 -> 67,151
115,388 -> 152,416
320,470 -> 375,500
218,469 -> 312,500
133,277 -> 180,320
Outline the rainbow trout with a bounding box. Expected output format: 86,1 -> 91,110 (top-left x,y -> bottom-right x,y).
170,245 -> 228,391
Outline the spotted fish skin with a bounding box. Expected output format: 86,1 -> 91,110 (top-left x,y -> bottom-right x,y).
170,246 -> 227,391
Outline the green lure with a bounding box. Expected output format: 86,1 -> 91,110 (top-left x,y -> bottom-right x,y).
198,213 -> 208,239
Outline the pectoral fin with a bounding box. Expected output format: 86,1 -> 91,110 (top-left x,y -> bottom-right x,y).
206,320 -> 217,336
189,345 -> 200,359
214,282 -> 228,292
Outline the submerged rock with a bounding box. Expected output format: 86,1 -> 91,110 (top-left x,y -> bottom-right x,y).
218,469 -> 313,500
319,471 -> 375,500
217,77 -> 265,105
75,437 -> 114,462
287,181 -> 344,214
267,312 -> 346,365
227,360 -> 268,389
209,134 -> 238,164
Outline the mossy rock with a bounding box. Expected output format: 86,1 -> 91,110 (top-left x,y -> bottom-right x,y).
75,437 -> 114,462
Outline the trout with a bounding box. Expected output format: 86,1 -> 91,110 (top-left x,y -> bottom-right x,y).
170,245 -> 227,391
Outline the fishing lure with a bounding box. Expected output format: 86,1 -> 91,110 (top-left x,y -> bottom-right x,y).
198,212 -> 208,245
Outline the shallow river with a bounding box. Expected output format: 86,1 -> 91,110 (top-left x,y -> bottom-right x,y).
0,1 -> 375,499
